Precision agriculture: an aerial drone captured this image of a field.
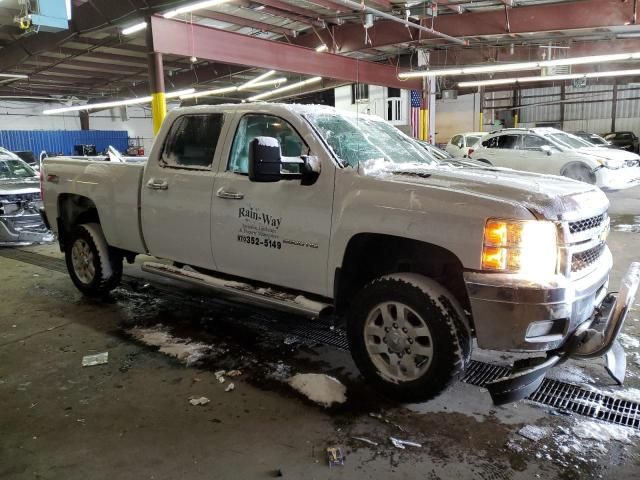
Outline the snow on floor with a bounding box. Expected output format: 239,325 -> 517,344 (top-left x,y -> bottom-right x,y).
572,420 -> 638,444
619,333 -> 640,350
287,373 -> 347,408
128,325 -> 214,366
547,363 -> 595,384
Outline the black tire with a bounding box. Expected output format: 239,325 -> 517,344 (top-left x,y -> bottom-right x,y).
562,163 -> 596,184
65,223 -> 122,296
347,273 -> 471,403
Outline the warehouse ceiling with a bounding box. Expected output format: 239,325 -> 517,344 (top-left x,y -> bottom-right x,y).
1,0 -> 640,100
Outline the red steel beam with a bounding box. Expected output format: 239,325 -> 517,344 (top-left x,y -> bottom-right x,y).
293,0 -> 635,52
150,16 -> 421,90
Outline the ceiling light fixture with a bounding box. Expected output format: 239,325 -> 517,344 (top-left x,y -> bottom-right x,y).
42,89 -> 195,115
247,77 -> 322,101
458,68 -> 640,88
315,44 -> 328,53
241,70 -> 276,89
0,73 -> 29,80
164,0 -> 231,19
179,77 -> 287,100
121,21 -> 147,35
400,52 -> 640,79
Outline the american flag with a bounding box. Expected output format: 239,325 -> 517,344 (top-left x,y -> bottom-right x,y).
410,90 -> 422,139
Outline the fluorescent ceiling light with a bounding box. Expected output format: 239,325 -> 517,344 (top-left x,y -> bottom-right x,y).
247,77 -> 322,101
238,78 -> 286,90
315,44 -> 328,52
458,68 -> 640,88
163,0 -> 230,18
122,22 -> 147,35
400,52 -> 640,79
0,73 -> 29,80
241,70 -> 276,89
42,89 -> 195,115
180,77 -> 287,100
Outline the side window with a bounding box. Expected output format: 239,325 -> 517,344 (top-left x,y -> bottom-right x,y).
482,136 -> 499,148
451,135 -> 462,148
161,114 -> 223,169
522,135 -> 550,150
228,114 -> 309,174
499,135 -> 520,149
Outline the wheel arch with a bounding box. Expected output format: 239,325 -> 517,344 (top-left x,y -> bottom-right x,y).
334,233 -> 471,324
56,194 -> 100,250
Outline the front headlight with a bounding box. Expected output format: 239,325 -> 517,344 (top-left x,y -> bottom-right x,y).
482,219 -> 558,276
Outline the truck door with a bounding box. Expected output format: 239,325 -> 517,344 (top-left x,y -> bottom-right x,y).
210,112 -> 334,297
141,112 -> 227,269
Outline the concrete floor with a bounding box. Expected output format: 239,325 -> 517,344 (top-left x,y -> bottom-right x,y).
1,187 -> 640,480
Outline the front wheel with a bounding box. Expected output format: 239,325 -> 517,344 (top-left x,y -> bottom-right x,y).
65,223 -> 123,296
562,164 -> 596,184
347,273 -> 471,402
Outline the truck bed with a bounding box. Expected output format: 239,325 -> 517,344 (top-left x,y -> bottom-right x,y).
42,158 -> 147,253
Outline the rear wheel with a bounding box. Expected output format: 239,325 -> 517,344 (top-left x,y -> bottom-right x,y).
347,273 -> 471,402
562,164 -> 596,184
65,223 -> 122,296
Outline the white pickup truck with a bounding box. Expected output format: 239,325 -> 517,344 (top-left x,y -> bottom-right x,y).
40,104 -> 639,404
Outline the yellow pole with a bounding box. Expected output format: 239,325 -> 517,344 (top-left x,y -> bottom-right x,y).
151,92 -> 167,135
514,112 -> 519,128
479,111 -> 484,132
423,109 -> 429,142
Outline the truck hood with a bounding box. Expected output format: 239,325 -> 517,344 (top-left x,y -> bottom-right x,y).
360,160 -> 608,221
0,178 -> 40,195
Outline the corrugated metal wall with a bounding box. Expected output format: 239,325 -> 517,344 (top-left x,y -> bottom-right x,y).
0,130 -> 128,155
486,84 -> 640,134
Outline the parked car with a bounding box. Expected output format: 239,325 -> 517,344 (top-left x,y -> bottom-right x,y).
470,127 -> 640,190
0,147 -> 54,246
445,132 -> 485,158
572,132 -> 614,148
40,104 -> 638,405
603,131 -> 640,153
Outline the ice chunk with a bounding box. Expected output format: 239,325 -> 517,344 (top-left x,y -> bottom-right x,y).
256,136 -> 280,148
572,420 -> 637,444
287,373 -> 346,407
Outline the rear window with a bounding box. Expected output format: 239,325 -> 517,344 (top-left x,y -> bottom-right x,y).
161,113 -> 224,169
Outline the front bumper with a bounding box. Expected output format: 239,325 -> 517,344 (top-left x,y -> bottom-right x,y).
0,212 -> 55,246
596,165 -> 640,191
464,247 -> 612,352
485,262 -> 640,405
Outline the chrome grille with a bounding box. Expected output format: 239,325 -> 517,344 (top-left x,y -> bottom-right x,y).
571,243 -> 606,272
568,213 -> 605,234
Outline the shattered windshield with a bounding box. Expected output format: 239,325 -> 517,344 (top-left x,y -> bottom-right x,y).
546,132 -> 592,150
304,113 -> 438,168
0,159 -> 37,180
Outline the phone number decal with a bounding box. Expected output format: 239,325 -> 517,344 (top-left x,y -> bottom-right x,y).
237,235 -> 282,249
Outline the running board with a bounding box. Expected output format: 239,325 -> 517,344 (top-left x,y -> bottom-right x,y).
141,262 -> 333,318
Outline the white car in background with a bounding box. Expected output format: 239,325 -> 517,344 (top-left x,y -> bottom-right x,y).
470,127 -> 640,190
445,132 -> 486,158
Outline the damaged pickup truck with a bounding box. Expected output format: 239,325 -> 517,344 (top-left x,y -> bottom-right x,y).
40,104 -> 639,404
0,148 -> 53,246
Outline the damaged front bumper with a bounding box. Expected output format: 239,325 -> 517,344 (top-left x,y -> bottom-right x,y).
0,211 -> 54,246
485,262 -> 640,405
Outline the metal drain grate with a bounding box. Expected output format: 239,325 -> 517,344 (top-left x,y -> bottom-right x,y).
3,249 -> 639,428
463,360 -> 640,430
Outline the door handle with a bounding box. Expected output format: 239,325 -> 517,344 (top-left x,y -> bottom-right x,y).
216,188 -> 244,200
146,179 -> 169,190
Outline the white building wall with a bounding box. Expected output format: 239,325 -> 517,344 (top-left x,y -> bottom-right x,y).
334,85 -> 411,133
434,93 -> 481,143
0,100 -> 158,152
